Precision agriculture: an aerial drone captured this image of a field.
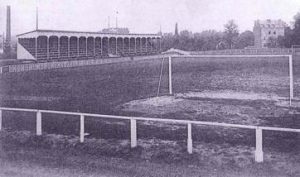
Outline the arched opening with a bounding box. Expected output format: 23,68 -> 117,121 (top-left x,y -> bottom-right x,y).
95,37 -> 102,57
49,36 -> 59,59
69,36 -> 78,58
129,38 -> 135,55
124,38 -> 130,56
109,37 -> 117,55
141,37 -> 147,55
37,36 -> 48,60
59,36 -> 69,59
136,37 -> 141,55
117,37 -> 123,56
147,37 -> 152,54
102,37 -> 109,57
87,37 -> 94,58
79,37 -> 87,57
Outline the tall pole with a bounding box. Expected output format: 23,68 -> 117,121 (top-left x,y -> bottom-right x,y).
116,11 -> 118,28
289,55 -> 293,106
36,7 -> 39,30
169,56 -> 172,95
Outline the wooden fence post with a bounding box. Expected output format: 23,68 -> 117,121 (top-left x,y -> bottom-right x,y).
187,123 -> 193,154
130,119 -> 137,148
80,114 -> 85,143
36,111 -> 42,136
255,128 -> 263,162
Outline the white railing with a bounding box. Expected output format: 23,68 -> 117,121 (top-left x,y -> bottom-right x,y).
0,55 -> 164,74
0,107 -> 299,163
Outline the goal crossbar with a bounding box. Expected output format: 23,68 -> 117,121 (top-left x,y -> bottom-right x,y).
168,55 -> 294,105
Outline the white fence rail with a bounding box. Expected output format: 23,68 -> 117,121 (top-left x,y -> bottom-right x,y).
190,48 -> 295,55
0,55 -> 164,74
0,107 -> 299,163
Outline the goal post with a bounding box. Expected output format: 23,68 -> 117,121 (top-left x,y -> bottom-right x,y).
168,54 -> 294,106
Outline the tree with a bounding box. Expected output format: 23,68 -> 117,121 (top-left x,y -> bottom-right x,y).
235,30 -> 254,49
223,20 -> 239,49
291,12 -> 300,45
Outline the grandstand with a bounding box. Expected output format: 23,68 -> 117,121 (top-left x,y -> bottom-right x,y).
16,29 -> 162,60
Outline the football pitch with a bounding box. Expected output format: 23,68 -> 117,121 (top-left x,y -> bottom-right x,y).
0,56 -> 299,147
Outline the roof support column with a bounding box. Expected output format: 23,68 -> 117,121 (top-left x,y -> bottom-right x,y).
77,37 -> 79,58
140,39 -> 142,55
68,37 -> 70,58
35,37 -> 37,59
116,38 -> 118,55
128,38 -> 131,55
108,38 -> 110,55
146,38 -> 148,54
122,38 -> 124,56
101,38 -> 103,57
85,38 -> 87,57
134,38 -> 136,55
159,38 -> 161,53
93,38 -> 95,57
58,37 -> 60,59
47,37 -> 49,60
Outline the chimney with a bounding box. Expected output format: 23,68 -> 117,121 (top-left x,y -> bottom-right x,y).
4,5 -> 11,55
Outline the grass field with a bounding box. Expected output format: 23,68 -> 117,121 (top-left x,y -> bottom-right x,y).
0,56 -> 299,176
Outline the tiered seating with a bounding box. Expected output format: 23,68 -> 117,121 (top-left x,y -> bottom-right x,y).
60,37 -> 69,59
123,38 -> 130,56
109,38 -> 117,55
102,38 -> 109,57
116,38 -> 123,56
87,37 -> 94,58
95,37 -> 102,57
78,37 -> 87,58
69,37 -> 78,58
129,38 -> 135,55
18,38 -> 36,58
37,36 -> 47,60
49,37 -> 59,60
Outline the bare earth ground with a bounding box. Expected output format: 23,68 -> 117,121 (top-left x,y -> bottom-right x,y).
0,56 -> 300,176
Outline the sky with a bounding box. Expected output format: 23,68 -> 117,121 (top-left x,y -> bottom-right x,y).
0,0 -> 300,36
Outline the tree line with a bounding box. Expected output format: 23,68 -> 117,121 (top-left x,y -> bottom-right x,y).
161,11 -> 300,51
161,20 -> 254,51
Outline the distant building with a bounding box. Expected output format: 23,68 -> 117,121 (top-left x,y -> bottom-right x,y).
253,19 -> 287,48
100,27 -> 130,34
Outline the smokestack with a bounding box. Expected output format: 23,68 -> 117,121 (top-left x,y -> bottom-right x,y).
4,5 -> 11,55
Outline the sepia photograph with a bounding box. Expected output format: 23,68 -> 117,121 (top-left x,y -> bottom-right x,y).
0,0 -> 299,176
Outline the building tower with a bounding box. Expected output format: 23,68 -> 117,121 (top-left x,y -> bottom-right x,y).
4,5 -> 11,55
253,19 -> 286,48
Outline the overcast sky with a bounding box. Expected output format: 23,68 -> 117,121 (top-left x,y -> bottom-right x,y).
0,0 -> 300,36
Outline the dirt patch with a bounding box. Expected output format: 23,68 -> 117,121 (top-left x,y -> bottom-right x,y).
177,90 -> 286,101
120,90 -> 300,126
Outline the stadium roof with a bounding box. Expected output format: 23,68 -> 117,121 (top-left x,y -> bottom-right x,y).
17,29 -> 162,38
